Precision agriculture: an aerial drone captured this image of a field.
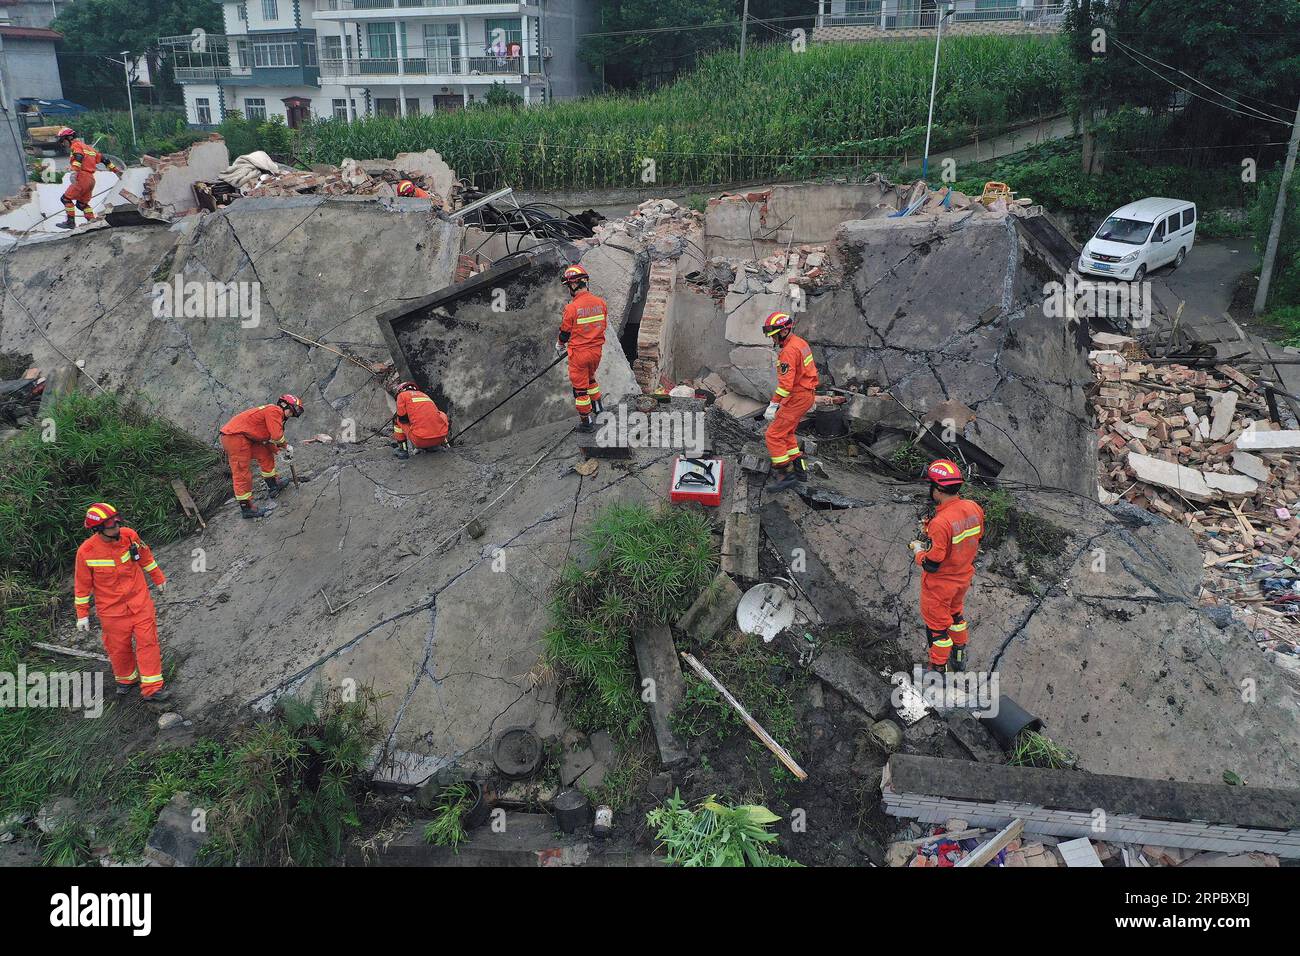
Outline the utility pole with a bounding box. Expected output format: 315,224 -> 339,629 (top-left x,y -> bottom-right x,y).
117,51 -> 137,149
1254,97 -> 1300,315
739,0 -> 750,72
921,4 -> 953,183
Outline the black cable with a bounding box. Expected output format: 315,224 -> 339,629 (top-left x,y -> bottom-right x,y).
449,354 -> 567,443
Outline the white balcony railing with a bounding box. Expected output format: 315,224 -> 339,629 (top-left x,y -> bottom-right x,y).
318,54 -> 532,77
816,1 -> 1066,30
319,0 -> 526,10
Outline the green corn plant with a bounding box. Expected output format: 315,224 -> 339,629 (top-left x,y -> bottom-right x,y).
422,782 -> 474,853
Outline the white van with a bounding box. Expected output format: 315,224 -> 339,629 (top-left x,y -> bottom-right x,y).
1077,197 -> 1198,282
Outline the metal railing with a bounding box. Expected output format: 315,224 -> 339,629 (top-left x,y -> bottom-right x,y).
817,2 -> 1066,30
318,54 -> 528,77
319,0 -> 526,10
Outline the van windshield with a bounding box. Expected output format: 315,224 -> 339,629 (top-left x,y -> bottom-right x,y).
1096,217 -> 1153,245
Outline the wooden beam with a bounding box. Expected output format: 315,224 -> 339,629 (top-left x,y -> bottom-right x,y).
680,651 -> 807,781
955,818 -> 1024,868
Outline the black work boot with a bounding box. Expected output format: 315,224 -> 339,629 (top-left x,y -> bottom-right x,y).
767,467 -> 798,492
793,457 -> 810,483
144,688 -> 172,705
951,646 -> 967,672
240,501 -> 265,519
115,683 -> 134,697
575,416 -> 595,434
592,397 -> 604,415
393,445 -> 410,460
55,218 -> 75,230
265,476 -> 289,499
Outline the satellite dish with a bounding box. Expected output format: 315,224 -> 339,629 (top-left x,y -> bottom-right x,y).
191,28 -> 208,53
735,583 -> 796,643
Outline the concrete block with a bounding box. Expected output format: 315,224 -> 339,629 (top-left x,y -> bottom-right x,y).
631,626 -> 688,768
720,511 -> 760,579
675,572 -> 743,642
724,292 -> 788,346
143,792 -> 210,867
1237,429 -> 1300,453
810,646 -> 893,720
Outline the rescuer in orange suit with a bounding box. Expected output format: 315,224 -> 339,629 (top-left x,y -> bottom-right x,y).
74,503 -> 171,701
54,128 -> 120,230
761,311 -> 819,491
397,179 -> 429,199
391,381 -> 450,459
219,394 -> 304,519
910,460 -> 984,672
554,263 -> 607,433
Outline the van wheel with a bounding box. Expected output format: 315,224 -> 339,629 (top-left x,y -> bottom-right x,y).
1173,247 -> 1186,269
1133,265 -> 1147,283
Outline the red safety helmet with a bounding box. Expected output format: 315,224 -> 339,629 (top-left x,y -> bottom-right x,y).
561,264 -> 589,287
396,381 -> 420,395
397,180 -> 417,197
57,127 -> 76,140
926,459 -> 964,489
84,502 -> 119,529
762,311 -> 794,337
279,394 -> 304,417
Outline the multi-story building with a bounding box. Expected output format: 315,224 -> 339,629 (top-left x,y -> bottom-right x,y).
168,0 -> 599,128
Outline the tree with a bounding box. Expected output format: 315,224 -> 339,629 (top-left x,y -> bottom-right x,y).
583,0 -> 740,90
1063,0 -> 1300,174
54,0 -> 222,108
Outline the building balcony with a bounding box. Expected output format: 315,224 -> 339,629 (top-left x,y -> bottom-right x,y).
319,54 -> 541,83
814,1 -> 1066,38
315,0 -> 538,19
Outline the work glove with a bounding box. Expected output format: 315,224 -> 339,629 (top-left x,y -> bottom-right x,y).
75,617 -> 90,632
283,444 -> 294,462
157,581 -> 167,594
763,402 -> 779,422
554,339 -> 566,357
909,540 -> 926,555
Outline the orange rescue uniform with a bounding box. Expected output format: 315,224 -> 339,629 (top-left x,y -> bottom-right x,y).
63,140 -> 115,218
220,404 -> 288,501
915,496 -> 984,666
559,289 -> 607,416
765,333 -> 819,468
393,389 -> 449,449
74,527 -> 167,694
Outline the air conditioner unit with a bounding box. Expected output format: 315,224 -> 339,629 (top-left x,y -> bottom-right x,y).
542,46 -> 553,59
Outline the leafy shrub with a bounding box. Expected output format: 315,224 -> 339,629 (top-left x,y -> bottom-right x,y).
646,791 -> 802,867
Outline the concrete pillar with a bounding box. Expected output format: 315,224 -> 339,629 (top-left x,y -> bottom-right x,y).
521,14 -> 528,75
459,15 -> 468,74
398,84 -> 407,116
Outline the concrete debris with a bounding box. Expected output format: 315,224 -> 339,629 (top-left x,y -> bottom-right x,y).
1090,343 -> 1300,653
143,792 -> 212,867
631,626 -> 688,767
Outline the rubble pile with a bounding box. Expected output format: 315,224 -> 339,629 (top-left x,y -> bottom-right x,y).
886,822 -> 1279,868
1089,332 -> 1300,660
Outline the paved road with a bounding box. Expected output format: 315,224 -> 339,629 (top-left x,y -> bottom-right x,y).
1150,237 -> 1258,325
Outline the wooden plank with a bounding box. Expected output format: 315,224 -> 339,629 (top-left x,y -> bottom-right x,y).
680,651 -> 807,781
31,642 -> 109,663
170,478 -> 206,530
955,818 -> 1024,868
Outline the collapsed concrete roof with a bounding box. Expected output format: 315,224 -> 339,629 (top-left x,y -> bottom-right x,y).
1,180 -> 1297,798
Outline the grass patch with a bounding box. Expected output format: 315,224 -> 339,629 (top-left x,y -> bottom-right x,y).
544,503 -> 716,743
645,791 -> 803,867
0,392 -> 219,582
888,439 -> 930,477
1008,729 -> 1076,770
421,781 -> 475,854
964,484 -> 1069,581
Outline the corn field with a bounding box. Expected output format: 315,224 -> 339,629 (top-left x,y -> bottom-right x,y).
297,36 -> 1068,190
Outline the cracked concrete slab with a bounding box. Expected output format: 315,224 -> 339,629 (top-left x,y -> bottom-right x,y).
775,463 -> 1300,787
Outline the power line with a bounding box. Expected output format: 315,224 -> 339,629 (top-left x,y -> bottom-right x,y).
1110,36 -> 1294,119
580,13 -> 813,39
1110,40 -> 1294,128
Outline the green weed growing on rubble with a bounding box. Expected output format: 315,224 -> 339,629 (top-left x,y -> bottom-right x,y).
646,791 -> 803,867
421,782 -> 474,853
544,503 -> 716,743
1009,729 -> 1076,770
